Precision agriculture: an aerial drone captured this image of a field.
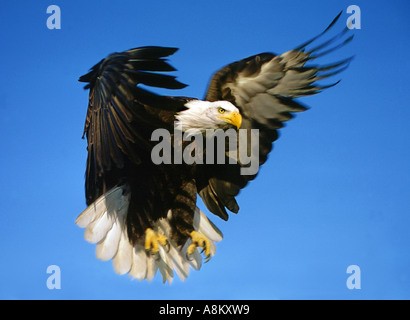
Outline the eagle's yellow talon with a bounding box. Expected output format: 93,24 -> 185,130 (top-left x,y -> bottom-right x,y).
187,231 -> 211,260
145,228 -> 168,255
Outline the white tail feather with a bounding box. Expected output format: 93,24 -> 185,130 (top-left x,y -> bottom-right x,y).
193,207 -> 223,242
129,245 -> 147,281
146,256 -> 158,282
168,244 -> 190,281
158,246 -> 174,284
84,211 -> 112,243
112,229 -> 133,275
76,186 -> 124,228
76,185 -> 223,283
95,216 -> 122,261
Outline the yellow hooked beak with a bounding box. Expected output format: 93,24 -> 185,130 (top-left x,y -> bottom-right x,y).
218,111 -> 242,130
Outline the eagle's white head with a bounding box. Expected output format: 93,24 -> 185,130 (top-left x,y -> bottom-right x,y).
175,100 -> 242,136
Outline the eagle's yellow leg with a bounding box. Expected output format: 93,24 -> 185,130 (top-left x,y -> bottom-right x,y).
187,231 -> 211,262
144,228 -> 168,255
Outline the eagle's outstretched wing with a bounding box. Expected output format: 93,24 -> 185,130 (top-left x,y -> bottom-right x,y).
199,12 -> 354,220
79,47 -> 187,205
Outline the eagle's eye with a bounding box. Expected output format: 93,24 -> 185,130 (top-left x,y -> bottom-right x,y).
218,107 -> 226,114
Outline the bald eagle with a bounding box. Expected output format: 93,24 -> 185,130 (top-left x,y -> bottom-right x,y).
76,13 -> 353,283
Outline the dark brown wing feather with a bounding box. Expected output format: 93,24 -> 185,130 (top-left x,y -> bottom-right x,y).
199,13 -> 354,220
79,47 -> 188,206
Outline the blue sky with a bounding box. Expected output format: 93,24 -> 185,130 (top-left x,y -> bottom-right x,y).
0,0 -> 409,300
